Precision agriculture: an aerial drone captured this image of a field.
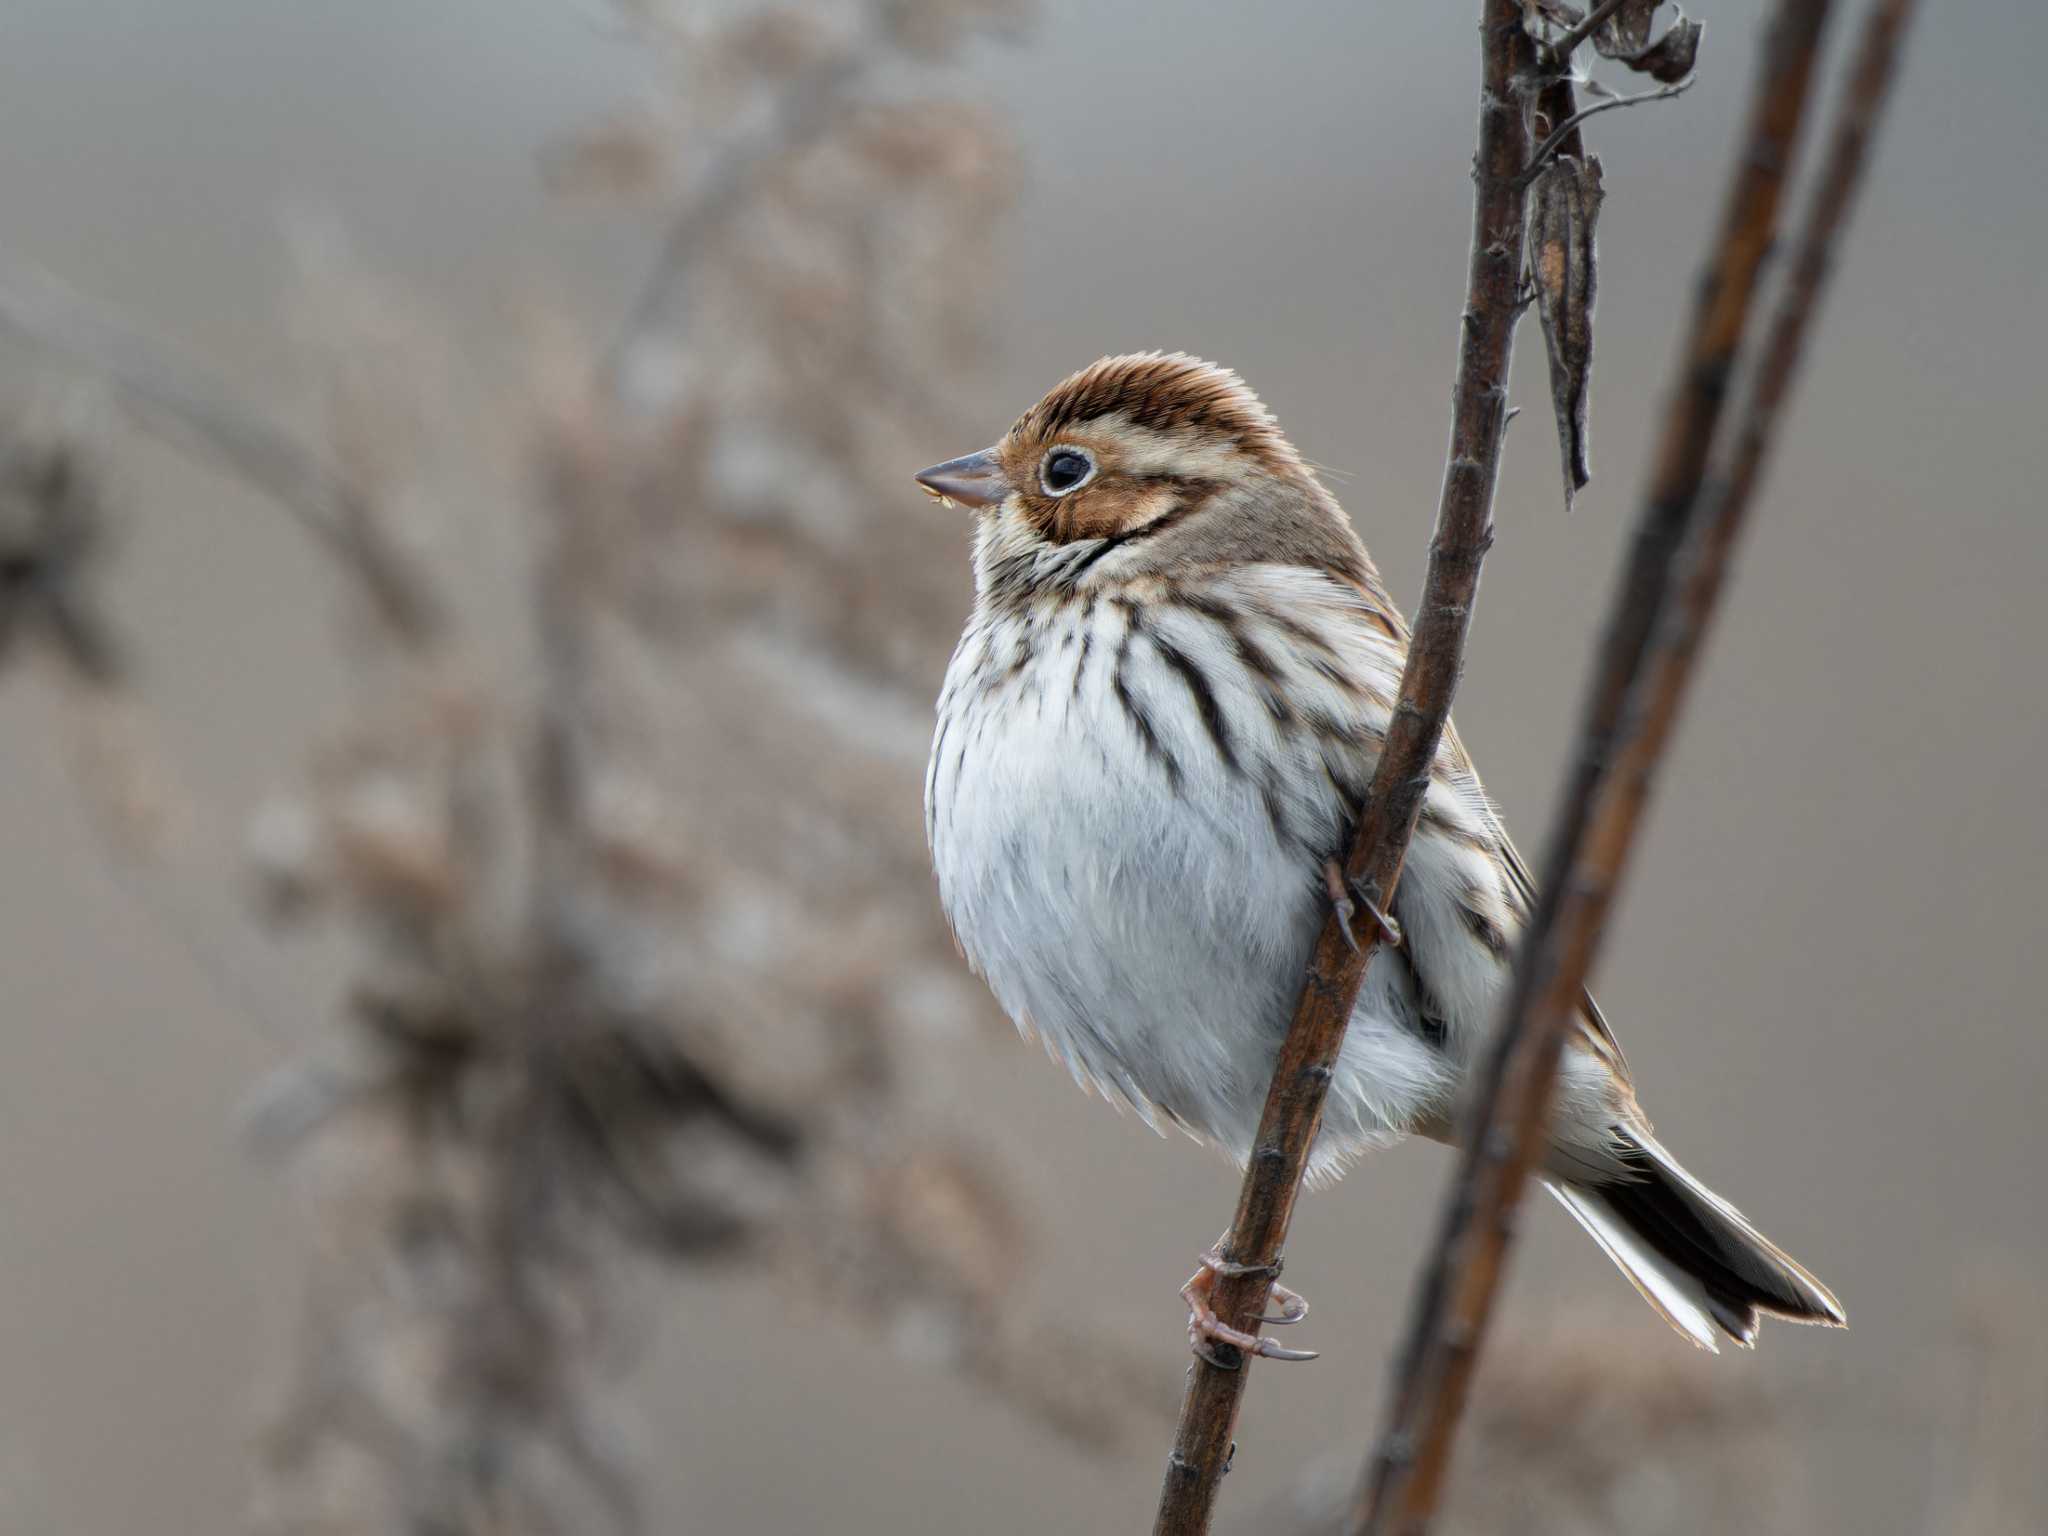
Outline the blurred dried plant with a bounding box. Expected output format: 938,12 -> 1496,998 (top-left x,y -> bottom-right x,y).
1254,1276 -> 2048,1536
1,2 -> 1176,1532
1249,1316 -> 1812,1536
0,410 -> 181,857
1921,1267 -> 2048,1536
0,422 -> 123,688
241,3 -> 1183,1527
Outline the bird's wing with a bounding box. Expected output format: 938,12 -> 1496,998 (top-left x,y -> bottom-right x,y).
1496,829 -> 1633,1080
1443,720 -> 1634,1085
1314,560 -> 1633,1086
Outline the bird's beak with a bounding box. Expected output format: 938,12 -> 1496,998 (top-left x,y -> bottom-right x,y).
913,448 -> 1011,510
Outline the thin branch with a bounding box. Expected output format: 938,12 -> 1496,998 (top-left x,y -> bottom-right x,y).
1350,0 -> 1915,1530
1518,75 -> 1695,184
1150,4 -> 1537,1531
0,266 -> 441,642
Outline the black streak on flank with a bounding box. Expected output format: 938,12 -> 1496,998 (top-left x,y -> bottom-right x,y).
1259,602 -> 1348,666
1457,892 -> 1510,958
1111,620 -> 1183,792
1183,590 -> 1294,725
925,711 -> 951,841
1419,803 -> 1497,857
1259,780 -> 1298,853
1413,1000 -> 1450,1053
1149,628 -> 1241,776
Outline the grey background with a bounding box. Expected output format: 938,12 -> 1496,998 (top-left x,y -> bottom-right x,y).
1,1 -> 2043,1531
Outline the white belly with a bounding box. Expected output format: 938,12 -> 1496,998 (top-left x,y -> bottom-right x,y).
927,589 -> 1458,1177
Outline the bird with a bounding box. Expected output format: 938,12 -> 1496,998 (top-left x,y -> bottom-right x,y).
915,351 -> 1844,1361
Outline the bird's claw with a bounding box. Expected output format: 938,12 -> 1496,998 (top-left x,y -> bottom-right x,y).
1181,1241 -> 1318,1368
1262,1284 -> 1311,1325
1351,879 -> 1403,948
1324,859 -> 1402,951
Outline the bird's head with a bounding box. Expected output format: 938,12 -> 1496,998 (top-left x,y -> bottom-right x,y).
914,352 -> 1368,600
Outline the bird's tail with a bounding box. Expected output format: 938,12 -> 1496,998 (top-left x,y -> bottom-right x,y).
1547,1127 -> 1845,1352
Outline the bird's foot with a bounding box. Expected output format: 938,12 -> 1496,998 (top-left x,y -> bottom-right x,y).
1324,859 -> 1402,953
1181,1239 -> 1317,1367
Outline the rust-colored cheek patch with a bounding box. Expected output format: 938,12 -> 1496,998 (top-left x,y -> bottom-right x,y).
1049,482 -> 1178,545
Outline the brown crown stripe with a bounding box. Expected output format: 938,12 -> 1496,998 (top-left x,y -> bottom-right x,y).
1012,354 -> 1298,472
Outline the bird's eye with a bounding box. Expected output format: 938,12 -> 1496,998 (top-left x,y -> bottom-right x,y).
1039,446 -> 1096,497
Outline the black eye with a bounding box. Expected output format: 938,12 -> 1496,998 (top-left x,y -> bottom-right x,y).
1040,447 -> 1095,496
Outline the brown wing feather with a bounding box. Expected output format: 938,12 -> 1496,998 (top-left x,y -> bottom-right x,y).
1319,558 -> 1632,1088
1456,734 -> 1634,1085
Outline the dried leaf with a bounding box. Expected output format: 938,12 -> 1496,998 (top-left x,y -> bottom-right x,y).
1529,154 -> 1605,509
1617,14 -> 1702,83
1593,0 -> 1660,56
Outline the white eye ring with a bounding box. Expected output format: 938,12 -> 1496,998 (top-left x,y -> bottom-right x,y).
1038,445 -> 1097,497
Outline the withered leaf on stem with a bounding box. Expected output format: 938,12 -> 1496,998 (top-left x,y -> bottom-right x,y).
1612,14 -> 1703,82
1594,0 -> 1660,56
1530,153 -> 1605,508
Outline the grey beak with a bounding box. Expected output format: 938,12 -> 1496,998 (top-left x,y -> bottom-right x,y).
913,448 -> 1011,510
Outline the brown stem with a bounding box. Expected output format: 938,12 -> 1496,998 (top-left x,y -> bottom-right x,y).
1349,0 -> 1916,1531
1150,4 -> 1537,1531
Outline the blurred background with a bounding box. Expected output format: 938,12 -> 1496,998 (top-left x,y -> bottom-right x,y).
0,1 -> 2043,1532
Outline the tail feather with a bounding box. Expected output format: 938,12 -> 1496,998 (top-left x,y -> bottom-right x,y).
1549,1128 -> 1845,1352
